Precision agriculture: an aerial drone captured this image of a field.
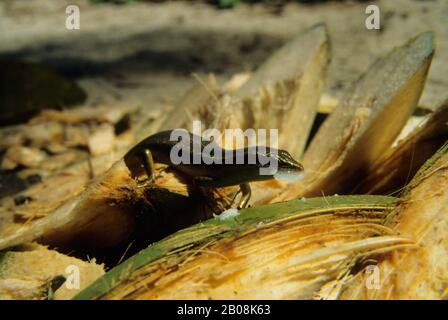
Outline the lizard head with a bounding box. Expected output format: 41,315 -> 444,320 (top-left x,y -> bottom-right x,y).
276,149 -> 304,171
253,148 -> 304,183
274,150 -> 305,182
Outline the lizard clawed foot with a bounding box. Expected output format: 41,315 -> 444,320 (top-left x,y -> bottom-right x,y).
236,183 -> 251,209
135,177 -> 155,188
230,189 -> 242,207
228,183 -> 252,209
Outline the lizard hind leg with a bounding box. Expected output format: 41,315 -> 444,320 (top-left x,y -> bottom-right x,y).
237,183 -> 251,209
230,189 -> 242,207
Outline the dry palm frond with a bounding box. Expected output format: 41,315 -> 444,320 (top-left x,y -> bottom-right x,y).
74,195 -> 414,300
339,143 -> 448,299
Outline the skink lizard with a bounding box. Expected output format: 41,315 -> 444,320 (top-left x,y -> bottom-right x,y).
124,130 -> 304,209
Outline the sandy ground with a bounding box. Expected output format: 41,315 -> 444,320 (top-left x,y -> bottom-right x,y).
0,0 -> 446,112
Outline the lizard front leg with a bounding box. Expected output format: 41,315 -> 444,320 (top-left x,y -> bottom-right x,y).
140,148 -> 155,183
